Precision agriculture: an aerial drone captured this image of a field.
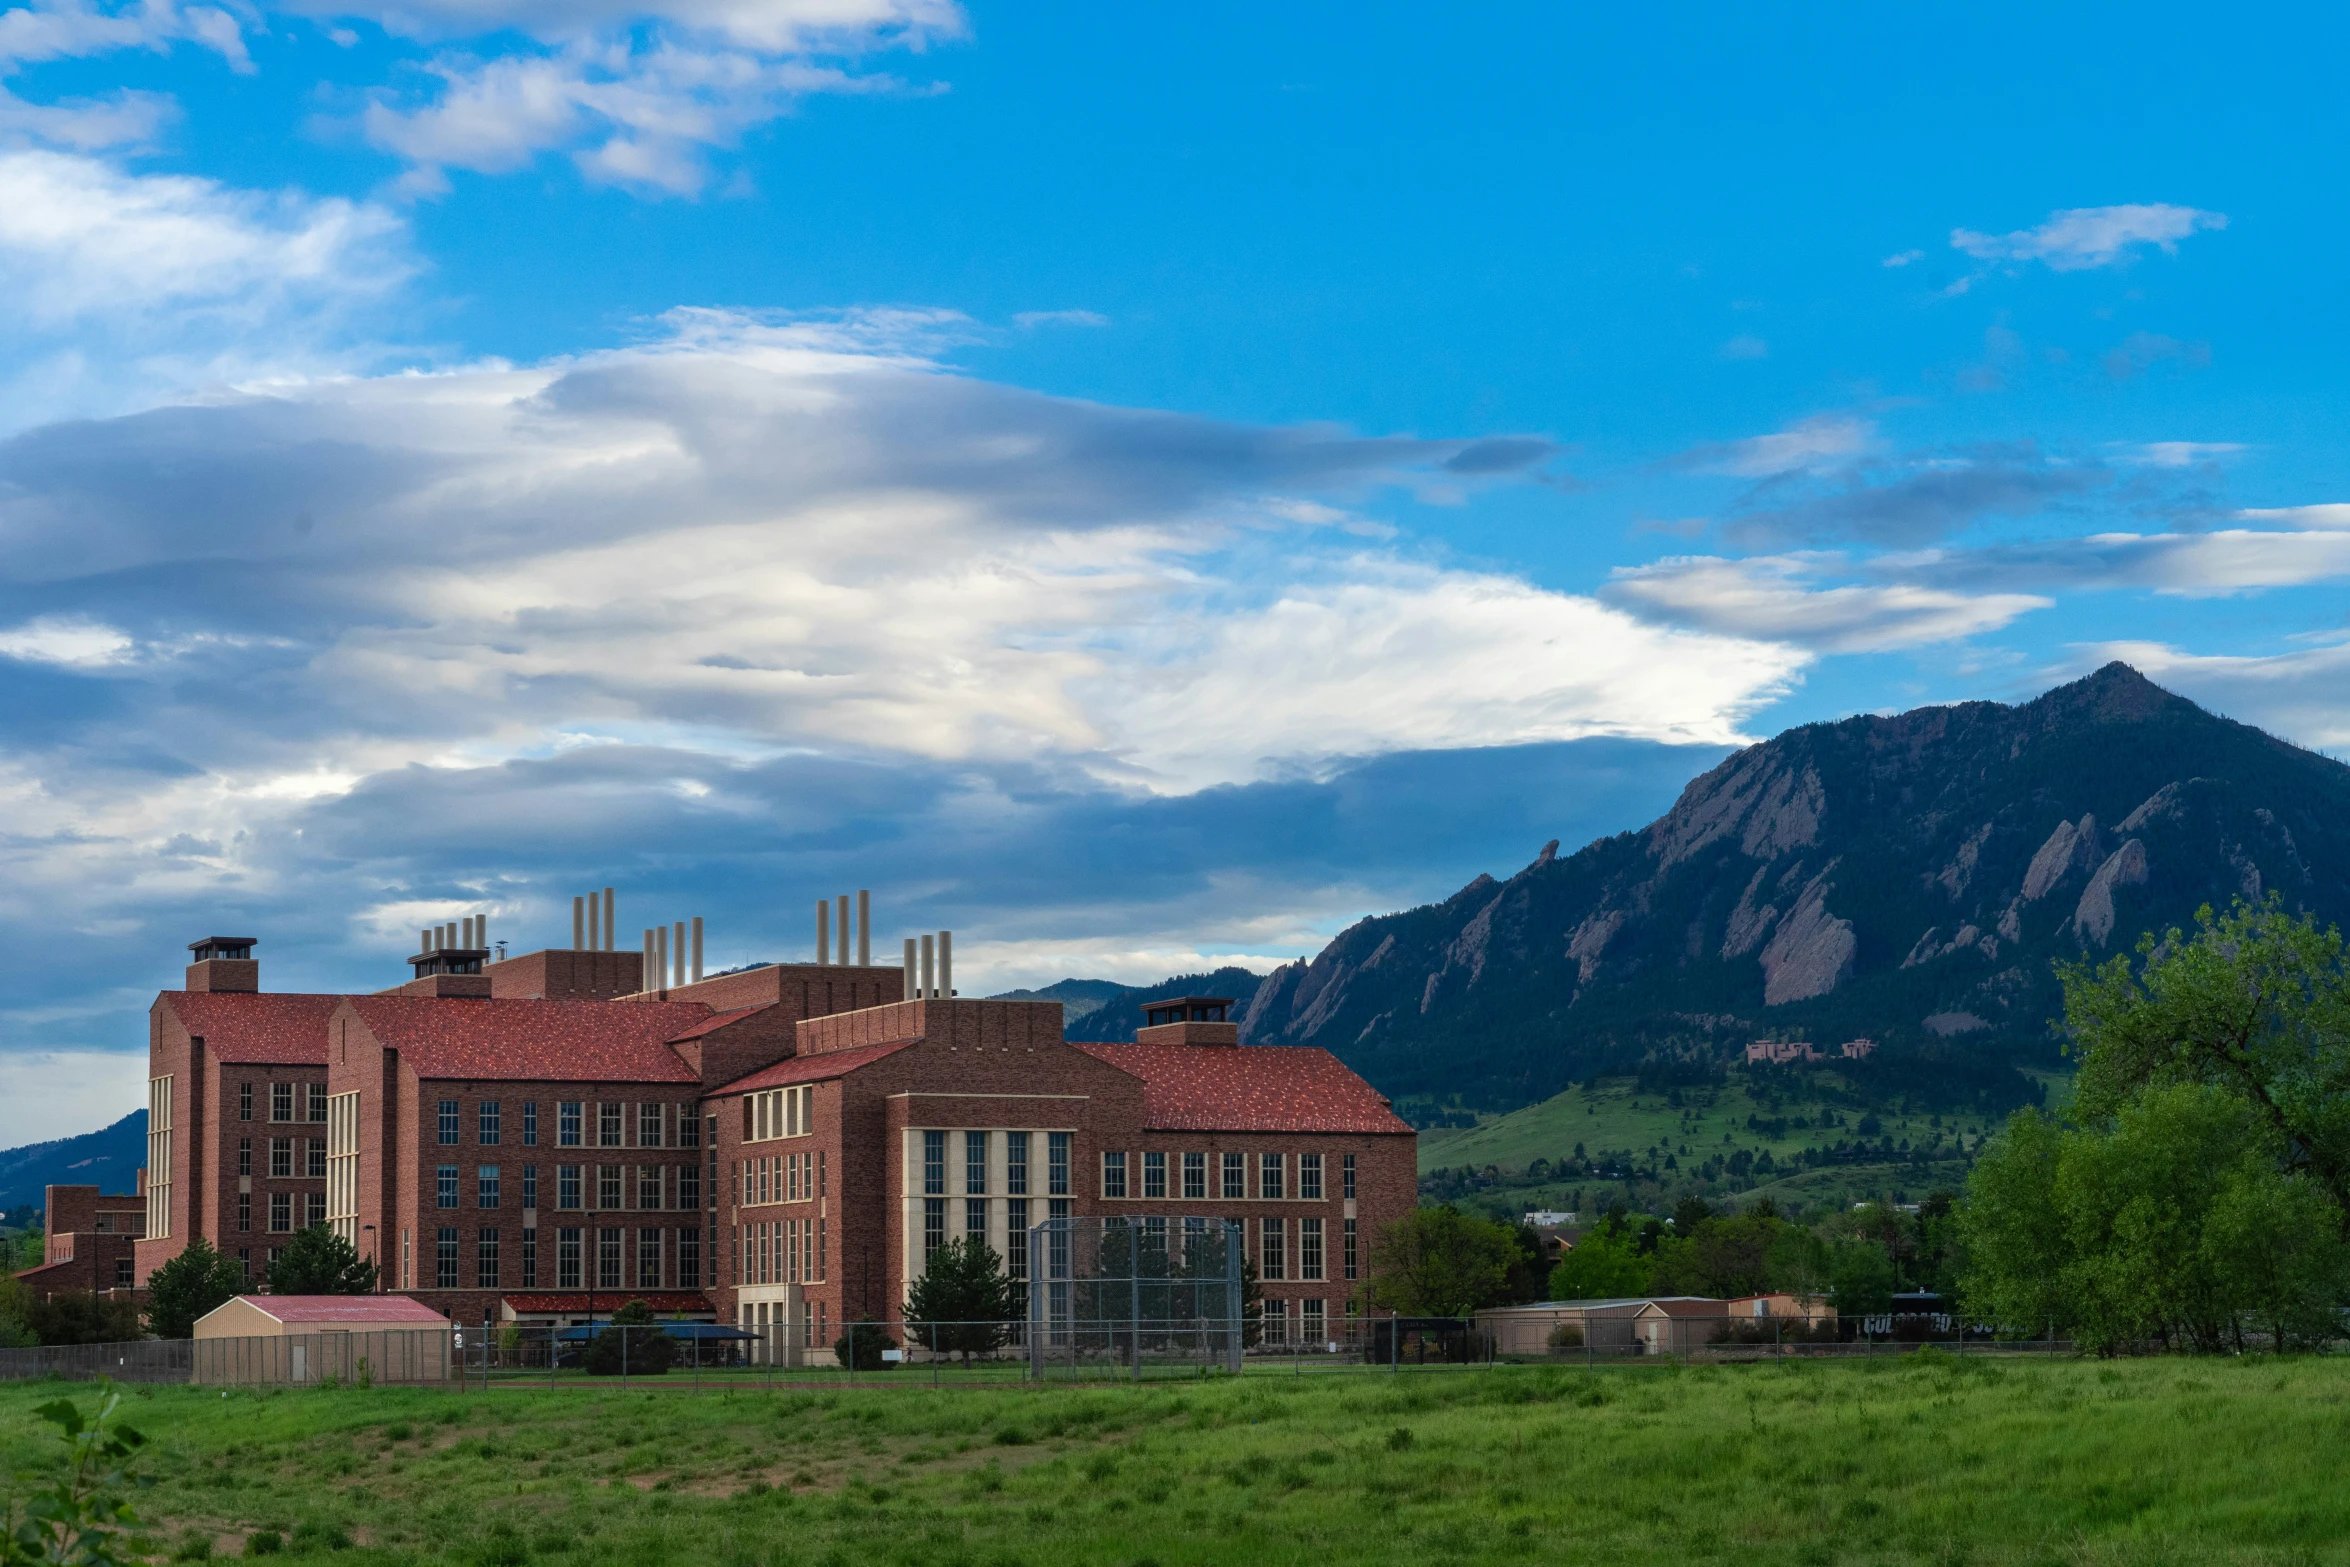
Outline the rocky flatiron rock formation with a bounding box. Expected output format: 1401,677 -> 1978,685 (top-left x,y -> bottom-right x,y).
1238,664 -> 2350,1111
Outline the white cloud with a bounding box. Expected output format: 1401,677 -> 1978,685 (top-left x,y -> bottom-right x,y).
0,0 -> 251,72
1684,414 -> 1874,478
0,615 -> 135,666
1881,249 -> 1924,268
1605,555 -> 2048,652
304,0 -> 958,52
1013,309 -> 1109,330
0,1050 -> 145,1146
2237,504 -> 2350,530
0,149 -> 411,421
1950,203 -> 2227,272
2118,441 -> 2244,468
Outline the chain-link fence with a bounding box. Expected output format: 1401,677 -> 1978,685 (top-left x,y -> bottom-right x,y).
1026,1216 -> 1245,1379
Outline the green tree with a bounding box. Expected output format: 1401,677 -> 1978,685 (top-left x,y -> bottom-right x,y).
2061,897 -> 2350,1230
3,1392 -> 149,1567
143,1236 -> 244,1340
582,1300 -> 677,1375
904,1236 -> 1021,1362
1501,1223 -> 1552,1303
263,1225 -> 377,1296
0,1273 -> 37,1349
1362,1207 -> 1518,1315
1826,1239 -> 1895,1319
832,1318 -> 895,1370
1543,1226 -> 1652,1301
1956,1110 -> 2067,1336
19,1293 -> 142,1347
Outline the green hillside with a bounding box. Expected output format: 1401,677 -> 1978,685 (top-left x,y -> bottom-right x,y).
1417,1064 -> 2069,1221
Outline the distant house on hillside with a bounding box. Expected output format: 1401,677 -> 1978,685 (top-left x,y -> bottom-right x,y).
1745,1038 -> 1877,1065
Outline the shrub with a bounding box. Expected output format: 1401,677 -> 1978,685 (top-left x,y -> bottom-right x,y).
581,1302 -> 677,1376
833,1319 -> 896,1371
245,1529 -> 284,1556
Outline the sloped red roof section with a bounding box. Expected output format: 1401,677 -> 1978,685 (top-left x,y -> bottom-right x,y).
1071,1043 -> 1413,1134
160,992 -> 340,1064
711,1039 -> 915,1096
227,1294 -> 450,1325
346,996 -> 710,1083
665,1004 -> 774,1042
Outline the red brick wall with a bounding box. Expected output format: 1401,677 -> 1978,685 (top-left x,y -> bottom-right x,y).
486,949 -> 645,1002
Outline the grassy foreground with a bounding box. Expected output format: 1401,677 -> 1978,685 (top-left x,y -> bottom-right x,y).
5,1355 -> 2347,1565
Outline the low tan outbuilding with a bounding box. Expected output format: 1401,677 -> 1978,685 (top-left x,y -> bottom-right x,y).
192,1295 -> 452,1384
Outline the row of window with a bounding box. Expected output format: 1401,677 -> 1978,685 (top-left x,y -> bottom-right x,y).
434,1099 -> 702,1150
736,1217 -> 826,1285
919,1196 -> 1070,1277
917,1202 -> 1359,1283
404,1226 -> 704,1291
429,1163 -> 704,1212
237,1136 -> 327,1181
745,1085 -> 813,1143
920,1130 -> 1071,1197
738,1151 -> 825,1208
1100,1150 -> 1357,1204
239,1082 -> 328,1124
239,1190 -> 328,1233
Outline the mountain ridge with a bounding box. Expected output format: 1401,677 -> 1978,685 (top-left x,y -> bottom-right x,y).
1236,663 -> 2350,1111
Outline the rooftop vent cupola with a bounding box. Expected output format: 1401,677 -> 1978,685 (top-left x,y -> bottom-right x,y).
1137,996 -> 1237,1047
410,915 -> 490,978
185,936 -> 259,994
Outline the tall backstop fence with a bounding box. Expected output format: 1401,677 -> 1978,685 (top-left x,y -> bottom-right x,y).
1026,1215 -> 1246,1379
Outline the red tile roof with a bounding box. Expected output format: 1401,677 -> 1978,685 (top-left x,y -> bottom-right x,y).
712,1039 -> 915,1096
346,997 -> 711,1083
665,1004 -> 774,1041
160,992 -> 340,1064
221,1294 -> 450,1326
1071,1043 -> 1414,1134
501,1293 -> 713,1314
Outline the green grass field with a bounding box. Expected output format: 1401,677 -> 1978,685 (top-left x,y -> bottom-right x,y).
7,1355 -> 2349,1565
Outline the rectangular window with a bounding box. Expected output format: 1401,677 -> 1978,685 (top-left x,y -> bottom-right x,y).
1223,1152 -> 1245,1200
1101,1150 -> 1128,1199
1301,1217 -> 1324,1280
478,1166 -> 501,1209
522,1101 -> 539,1146
597,1227 -> 622,1288
1265,1299 -> 1290,1346
1303,1298 -> 1326,1343
817,1216 -> 827,1281
477,1228 -> 500,1288
678,1229 -> 700,1289
1260,1153 -> 1285,1201
400,1229 -> 410,1289
680,1104 -> 701,1148
436,1227 -> 459,1289
678,1163 -> 700,1211
1143,1151 -> 1167,1200
598,1166 -> 621,1210
269,1138 -> 291,1178
924,1197 -> 946,1257
923,1129 -> 945,1195
965,1130 -> 988,1195
479,1101 -> 501,1146
1342,1153 -> 1357,1201
1262,1217 -> 1286,1280
966,1197 -> 987,1239
271,1082 -> 293,1122
557,1227 -> 582,1289
308,1084 -> 327,1123
237,1192 -> 251,1232
1182,1151 -> 1206,1201
238,1137 -> 252,1176
1048,1132 -> 1070,1197
436,1166 -> 458,1208
638,1226 -> 663,1288
640,1102 -> 663,1148
522,1165 -> 538,1210
639,1164 -> 662,1210
557,1165 -> 581,1210
307,1192 -> 326,1228
521,1228 -> 538,1288
1006,1198 -> 1028,1278
598,1103 -> 622,1148
307,1140 -> 326,1179
1006,1132 -> 1029,1195
240,1082 -> 253,1121
437,1099 -> 459,1145
1343,1217 -> 1358,1280
558,1102 -> 582,1147
1300,1153 -> 1323,1201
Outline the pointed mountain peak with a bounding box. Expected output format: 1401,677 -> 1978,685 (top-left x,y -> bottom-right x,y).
2029,661 -> 2195,726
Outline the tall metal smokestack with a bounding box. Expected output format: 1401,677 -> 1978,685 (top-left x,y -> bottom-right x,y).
642,929 -> 655,990
903,938 -> 917,997
573,896 -> 585,951
938,930 -> 952,999
919,934 -> 935,1000
857,890 -> 870,966
816,900 -> 831,965
442,922 -> 456,951
602,888 -> 614,952
420,928 -> 432,954
673,920 -> 686,988
691,916 -> 703,983
837,895 -> 850,966
656,924 -> 670,993
477,914 -> 489,953
462,916 -> 476,949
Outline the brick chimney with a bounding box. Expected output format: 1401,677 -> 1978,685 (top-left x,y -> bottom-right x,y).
1135,996 -> 1238,1046
185,936 -> 259,994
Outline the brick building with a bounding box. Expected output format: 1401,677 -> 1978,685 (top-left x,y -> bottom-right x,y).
16,1181 -> 148,1300
128,925 -> 1416,1353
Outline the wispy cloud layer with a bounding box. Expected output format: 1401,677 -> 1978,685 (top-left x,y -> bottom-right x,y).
1951,203 -> 2227,272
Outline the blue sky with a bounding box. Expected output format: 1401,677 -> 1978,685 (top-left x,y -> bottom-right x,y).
4,1 -> 2348,1139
